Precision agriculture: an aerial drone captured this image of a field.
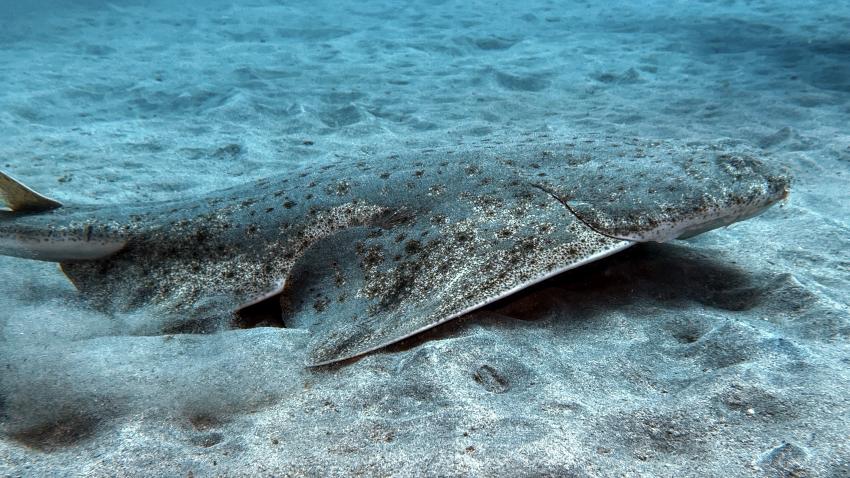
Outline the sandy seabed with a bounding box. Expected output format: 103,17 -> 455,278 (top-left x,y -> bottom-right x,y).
0,0 -> 848,476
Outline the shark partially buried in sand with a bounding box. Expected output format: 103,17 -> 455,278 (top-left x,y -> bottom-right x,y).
0,134 -> 790,366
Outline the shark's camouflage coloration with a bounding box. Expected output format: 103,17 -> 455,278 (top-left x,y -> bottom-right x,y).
0,134 -> 790,365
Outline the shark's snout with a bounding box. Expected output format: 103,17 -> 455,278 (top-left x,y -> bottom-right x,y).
532,143 -> 792,244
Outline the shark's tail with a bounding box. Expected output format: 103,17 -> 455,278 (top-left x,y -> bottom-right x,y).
0,171 -> 127,262
0,170 -> 63,213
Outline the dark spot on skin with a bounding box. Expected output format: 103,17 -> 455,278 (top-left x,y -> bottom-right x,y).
430,214 -> 447,225
455,231 -> 473,242
331,263 -> 345,287
362,245 -> 384,268
247,224 -> 258,235
379,172 -> 391,179
373,208 -> 416,229
283,200 -> 296,209
313,296 -> 330,312
465,165 -> 481,175
414,170 -> 424,178
517,238 -> 537,252
563,154 -> 588,168
515,190 -> 535,201
265,207 -> 274,213
355,242 -> 366,255
427,184 -> 445,195
404,240 -> 421,254
325,181 -> 351,196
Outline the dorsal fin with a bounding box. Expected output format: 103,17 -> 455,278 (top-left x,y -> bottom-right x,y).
0,171 -> 63,212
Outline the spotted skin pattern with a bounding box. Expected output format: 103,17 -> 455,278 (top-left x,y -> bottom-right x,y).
0,134 -> 790,364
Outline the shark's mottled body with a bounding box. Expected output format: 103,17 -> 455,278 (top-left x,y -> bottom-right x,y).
0,135 -> 790,365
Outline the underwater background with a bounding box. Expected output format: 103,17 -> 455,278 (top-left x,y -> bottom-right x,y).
1,0 -> 848,476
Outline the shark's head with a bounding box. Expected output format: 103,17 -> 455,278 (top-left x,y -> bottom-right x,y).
524,137 -> 791,243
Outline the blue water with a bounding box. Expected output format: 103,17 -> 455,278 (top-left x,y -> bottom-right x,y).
0,1 -> 848,476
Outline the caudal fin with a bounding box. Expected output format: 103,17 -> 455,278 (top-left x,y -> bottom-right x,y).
0,171 -> 63,212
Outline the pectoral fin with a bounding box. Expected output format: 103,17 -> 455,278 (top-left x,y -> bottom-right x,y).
282,197 -> 627,366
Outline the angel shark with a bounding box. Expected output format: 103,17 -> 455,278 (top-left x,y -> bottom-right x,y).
0,135 -> 790,366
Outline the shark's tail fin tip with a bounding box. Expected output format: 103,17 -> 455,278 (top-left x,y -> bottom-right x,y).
0,170 -> 63,213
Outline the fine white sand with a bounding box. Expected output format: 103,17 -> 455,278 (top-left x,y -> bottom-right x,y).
1,0 -> 848,476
